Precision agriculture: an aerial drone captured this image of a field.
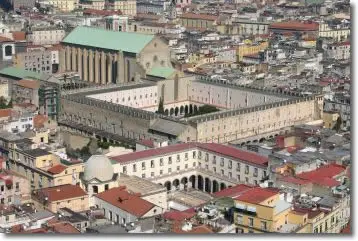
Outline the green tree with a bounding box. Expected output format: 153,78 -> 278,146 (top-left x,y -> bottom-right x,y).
157,97 -> 165,114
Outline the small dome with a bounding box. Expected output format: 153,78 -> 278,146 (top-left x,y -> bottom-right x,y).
83,154 -> 114,182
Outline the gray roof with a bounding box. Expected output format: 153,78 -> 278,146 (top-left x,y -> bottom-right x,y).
149,118 -> 188,136
88,224 -> 128,234
28,210 -> 55,221
23,148 -> 51,157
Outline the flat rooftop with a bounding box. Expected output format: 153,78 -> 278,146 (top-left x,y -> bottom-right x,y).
119,174 -> 166,196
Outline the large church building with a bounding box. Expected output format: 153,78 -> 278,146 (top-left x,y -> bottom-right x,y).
59,26 -> 173,84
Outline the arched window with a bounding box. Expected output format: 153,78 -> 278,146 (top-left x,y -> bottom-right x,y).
4,45 -> 12,57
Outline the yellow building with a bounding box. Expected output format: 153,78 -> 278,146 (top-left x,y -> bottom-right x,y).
179,13 -> 218,30
106,0 -> 137,16
79,0 -> 105,10
42,0 -> 79,12
31,184 -> 89,213
322,111 -> 340,129
236,41 -> 269,62
233,187 -> 308,233
319,23 -> 350,41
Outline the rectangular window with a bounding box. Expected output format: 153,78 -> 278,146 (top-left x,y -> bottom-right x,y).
168,168 -> 172,173
221,169 -> 224,175
168,157 -> 172,164
198,151 -> 202,159
237,175 -> 240,181
185,164 -> 188,169
248,217 -> 254,227
133,164 -> 137,172
151,160 -> 155,168
142,174 -> 146,178
237,215 -> 243,224
254,168 -> 258,177
205,153 -> 209,161
123,166 -> 127,174
245,165 -> 249,174
220,158 -> 224,167
177,166 -> 180,171
177,155 -> 180,162
160,158 -> 164,166
193,151 -> 196,158
213,155 -> 216,164
260,221 -> 267,230
229,172 -> 232,178
142,162 -> 146,170
228,160 -> 232,168
237,163 -> 241,171
185,153 -> 188,160
160,170 -> 163,175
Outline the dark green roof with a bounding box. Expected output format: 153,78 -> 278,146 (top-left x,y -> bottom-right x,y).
62,26 -> 154,53
0,66 -> 48,80
148,67 -> 176,79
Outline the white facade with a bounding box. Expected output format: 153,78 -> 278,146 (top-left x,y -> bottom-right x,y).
28,29 -> 66,45
111,143 -> 268,192
0,82 -> 10,101
189,81 -> 286,109
2,114 -> 34,133
87,85 -> 158,109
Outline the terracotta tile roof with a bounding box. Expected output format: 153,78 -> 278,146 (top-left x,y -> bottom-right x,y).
49,222 -> 81,233
235,187 -> 279,204
0,108 -> 12,118
112,142 -> 268,167
198,143 -> 269,167
270,21 -> 319,31
213,184 -> 253,198
47,164 -> 67,175
341,222 -> 350,234
278,176 -> 311,185
95,187 -> 155,217
16,79 -> 40,89
137,139 -> 155,148
83,8 -> 122,16
111,143 -> 197,163
12,31 -> 26,41
180,13 -> 218,21
163,210 -> 196,221
296,164 -> 346,187
33,114 -> 49,129
36,184 -> 87,202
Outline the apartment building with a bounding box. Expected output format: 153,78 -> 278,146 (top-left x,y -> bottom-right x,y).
106,0 -> 137,16
38,0 -> 79,12
32,184 -> 89,213
236,41 -> 269,62
27,27 -> 66,45
0,167 -> 30,206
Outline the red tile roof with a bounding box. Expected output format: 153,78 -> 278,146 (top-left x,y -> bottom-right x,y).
341,222 -> 350,234
12,31 -> 26,41
111,142 -> 268,167
278,176 -> 311,185
138,139 -> 155,148
198,143 -> 269,167
0,108 -> 12,118
270,21 -> 319,31
163,210 -> 196,221
16,79 -> 40,89
296,164 -> 346,187
49,222 -> 81,233
83,8 -> 122,16
33,114 -> 49,129
36,184 -> 87,202
95,187 -> 155,217
235,187 -> 279,204
213,184 -> 253,198
47,164 -> 67,175
111,143 -> 197,163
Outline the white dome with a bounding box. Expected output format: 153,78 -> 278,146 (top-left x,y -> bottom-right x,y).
83,154 -> 114,182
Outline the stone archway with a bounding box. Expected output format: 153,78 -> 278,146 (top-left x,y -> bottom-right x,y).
165,109 -> 169,116
212,180 -> 219,193
194,105 -> 198,113
173,179 -> 180,190
220,183 -> 226,191
181,177 -> 188,190
189,104 -> 193,114
205,177 -> 211,193
170,108 -> 174,116
164,181 -> 171,191
189,175 -> 196,189
259,138 -> 266,143
180,106 -> 184,115
175,107 -> 179,116
198,175 -> 204,191
185,105 -> 189,114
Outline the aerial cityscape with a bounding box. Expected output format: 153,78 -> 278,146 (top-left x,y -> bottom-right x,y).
0,0 -> 351,234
